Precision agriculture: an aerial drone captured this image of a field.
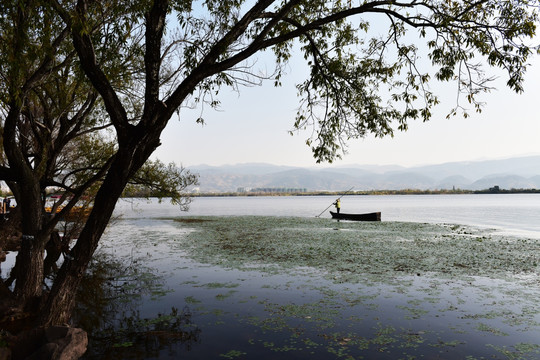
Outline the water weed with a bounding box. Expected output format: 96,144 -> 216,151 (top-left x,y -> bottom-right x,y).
174,216 -> 540,283
79,215 -> 540,359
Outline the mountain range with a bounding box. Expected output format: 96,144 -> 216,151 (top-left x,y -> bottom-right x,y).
187,155 -> 540,192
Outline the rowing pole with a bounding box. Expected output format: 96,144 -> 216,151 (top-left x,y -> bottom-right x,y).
315,186 -> 355,218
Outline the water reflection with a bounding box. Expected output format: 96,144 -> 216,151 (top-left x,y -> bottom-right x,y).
75,215 -> 540,359
76,252 -> 201,359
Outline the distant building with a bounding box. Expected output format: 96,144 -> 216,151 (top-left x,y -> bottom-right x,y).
250,187 -> 307,193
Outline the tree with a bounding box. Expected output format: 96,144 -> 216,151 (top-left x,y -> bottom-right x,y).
1,0 -> 538,328
0,0 -> 197,327
0,0 -> 104,304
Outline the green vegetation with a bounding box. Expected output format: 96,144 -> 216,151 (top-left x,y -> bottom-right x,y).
174,216 -> 540,282
77,215 -> 540,359
166,216 -> 540,359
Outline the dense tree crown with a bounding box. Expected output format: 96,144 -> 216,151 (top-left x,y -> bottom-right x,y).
0,0 -> 538,330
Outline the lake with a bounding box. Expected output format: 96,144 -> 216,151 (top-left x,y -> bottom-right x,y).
72,194 -> 540,359
5,194 -> 540,359
119,194 -> 540,238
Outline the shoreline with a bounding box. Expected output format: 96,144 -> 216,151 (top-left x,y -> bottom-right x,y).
4,187 -> 539,201
187,188 -> 540,197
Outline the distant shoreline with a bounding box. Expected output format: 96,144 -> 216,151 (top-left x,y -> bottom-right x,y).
190,188 -> 540,197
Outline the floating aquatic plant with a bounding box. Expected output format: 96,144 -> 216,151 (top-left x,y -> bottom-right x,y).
80,215 -> 540,359
173,216 -> 540,284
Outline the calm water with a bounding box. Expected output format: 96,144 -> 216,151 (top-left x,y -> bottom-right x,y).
119,194 -> 540,238
4,194 -> 539,359
71,194 -> 540,359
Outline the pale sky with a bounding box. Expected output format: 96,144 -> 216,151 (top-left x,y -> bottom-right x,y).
153,52 -> 540,169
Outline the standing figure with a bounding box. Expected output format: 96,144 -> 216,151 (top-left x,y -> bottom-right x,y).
334,198 -> 341,214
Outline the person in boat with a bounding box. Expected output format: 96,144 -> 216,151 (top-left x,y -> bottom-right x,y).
333,198 -> 341,214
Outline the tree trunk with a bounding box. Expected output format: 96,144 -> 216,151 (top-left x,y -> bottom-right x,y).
13,236 -> 45,301
13,182 -> 46,303
39,145 -> 152,326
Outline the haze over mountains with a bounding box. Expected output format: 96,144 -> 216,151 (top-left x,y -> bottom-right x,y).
188,155 -> 540,193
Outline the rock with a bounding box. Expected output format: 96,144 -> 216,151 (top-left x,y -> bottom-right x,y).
15,326 -> 87,360
46,326 -> 88,360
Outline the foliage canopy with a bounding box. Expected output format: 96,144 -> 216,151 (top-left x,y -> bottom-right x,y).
47,0 -> 539,163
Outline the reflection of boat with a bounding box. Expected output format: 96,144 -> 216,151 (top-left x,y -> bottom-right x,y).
330,211 -> 381,221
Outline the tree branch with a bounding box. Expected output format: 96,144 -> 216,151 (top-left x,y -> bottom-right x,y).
53,0 -> 133,142
164,0 -> 281,113
142,0 -> 169,127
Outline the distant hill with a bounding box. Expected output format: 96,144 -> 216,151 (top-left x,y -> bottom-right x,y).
188,156 -> 540,192
469,175 -> 538,191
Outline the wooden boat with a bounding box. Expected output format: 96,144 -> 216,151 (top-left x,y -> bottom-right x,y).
330,211 -> 381,221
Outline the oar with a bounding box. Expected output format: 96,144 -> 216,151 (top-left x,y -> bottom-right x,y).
315,186 -> 354,217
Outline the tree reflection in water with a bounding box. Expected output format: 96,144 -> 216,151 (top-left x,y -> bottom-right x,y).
74,251 -> 201,359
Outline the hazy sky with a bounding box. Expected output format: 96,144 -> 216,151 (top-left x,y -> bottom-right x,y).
153,52 -> 540,168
